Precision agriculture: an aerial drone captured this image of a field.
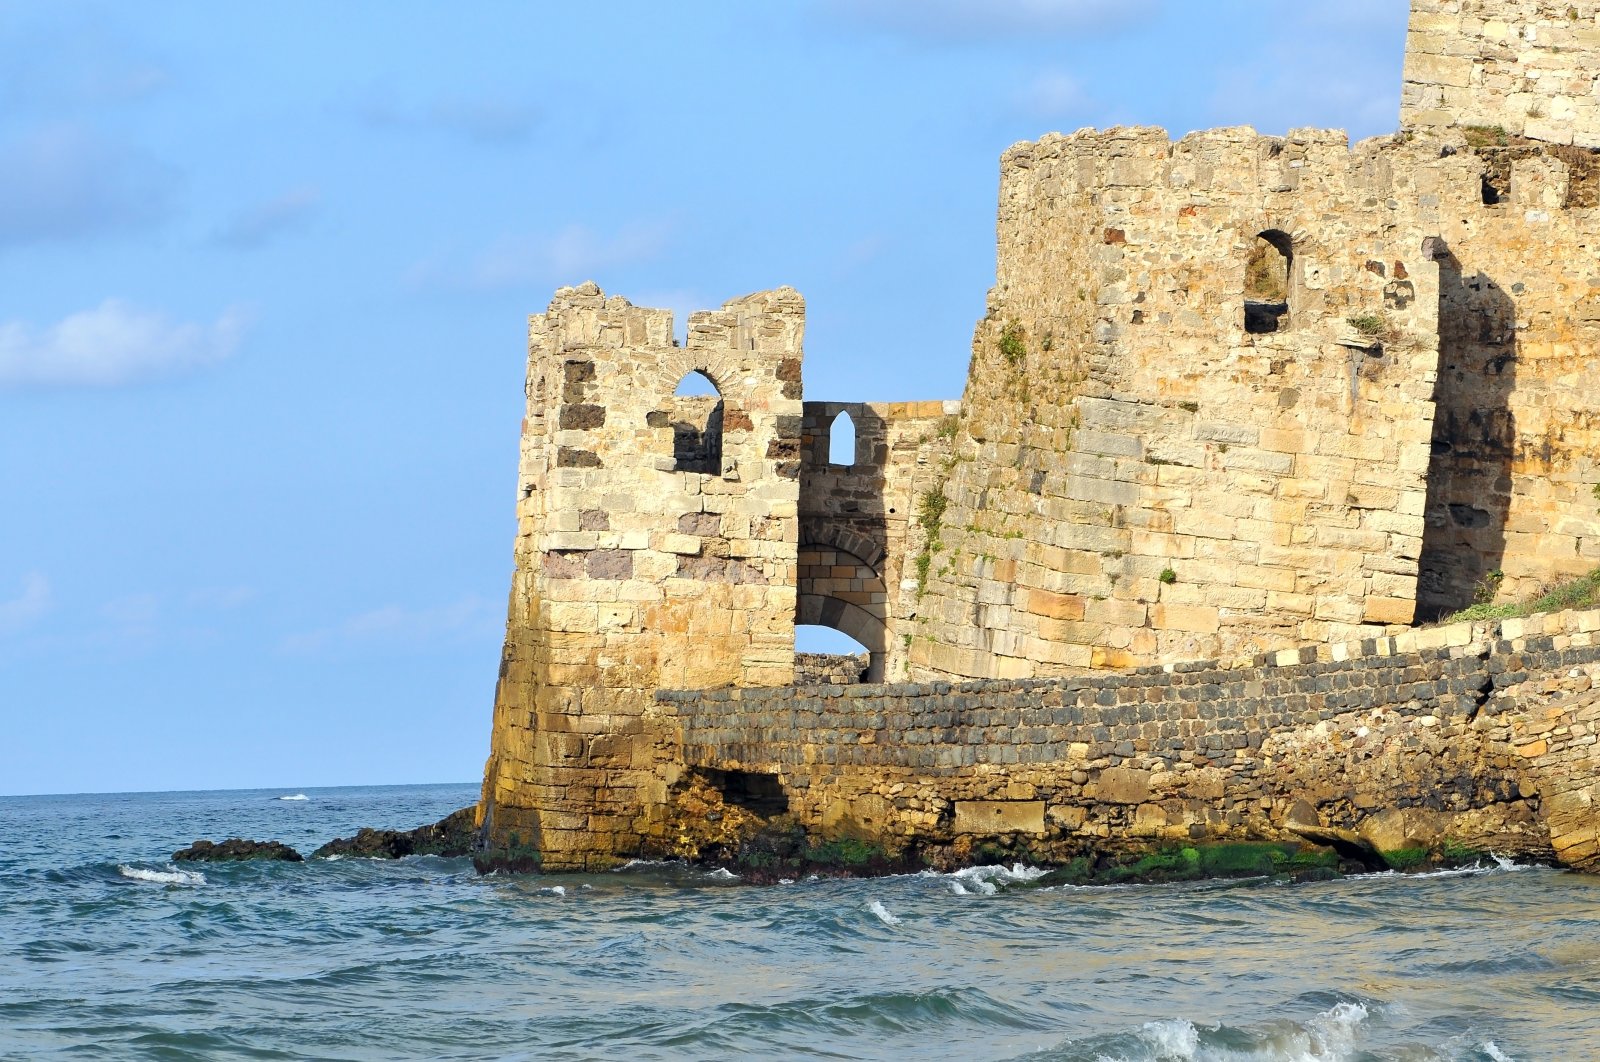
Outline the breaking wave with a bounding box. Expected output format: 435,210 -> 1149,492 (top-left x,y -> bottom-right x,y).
867,899 -> 903,926
117,864 -> 205,886
276,794 -> 309,801
1021,1000 -> 1513,1060
930,863 -> 1050,896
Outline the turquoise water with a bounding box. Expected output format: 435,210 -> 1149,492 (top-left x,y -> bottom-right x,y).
3,784 -> 1599,1060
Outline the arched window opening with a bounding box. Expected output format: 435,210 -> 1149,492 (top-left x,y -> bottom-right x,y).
795,625 -> 872,685
674,371 -> 719,397
668,370 -> 723,474
1244,231 -> 1292,335
828,409 -> 857,466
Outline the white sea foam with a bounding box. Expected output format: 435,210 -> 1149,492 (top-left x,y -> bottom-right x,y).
867,900 -> 902,926
1363,853 -> 1536,881
1126,1018 -> 1201,1059
942,862 -> 1049,896
118,864 -> 205,886
1483,1041 -> 1516,1061
613,858 -> 675,871
540,885 -> 567,897
277,794 -> 309,801
1304,1000 -> 1368,1057
1088,1001 -> 1371,1061
705,867 -> 738,881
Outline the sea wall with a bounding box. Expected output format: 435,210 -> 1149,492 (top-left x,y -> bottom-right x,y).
663,607 -> 1600,870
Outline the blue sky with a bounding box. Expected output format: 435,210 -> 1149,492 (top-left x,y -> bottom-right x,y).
0,1 -> 1409,796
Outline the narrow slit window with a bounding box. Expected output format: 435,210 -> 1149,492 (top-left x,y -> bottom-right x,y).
828,409 -> 857,466
1244,231 -> 1292,335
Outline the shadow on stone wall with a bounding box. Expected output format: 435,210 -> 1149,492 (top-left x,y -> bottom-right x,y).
671,399 -> 724,473
1417,251 -> 1518,620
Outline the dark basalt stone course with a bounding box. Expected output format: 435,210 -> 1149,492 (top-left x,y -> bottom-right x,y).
313,806 -> 477,860
173,838 -> 304,862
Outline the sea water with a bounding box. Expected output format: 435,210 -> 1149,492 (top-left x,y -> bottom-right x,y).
3,784 -> 1599,1060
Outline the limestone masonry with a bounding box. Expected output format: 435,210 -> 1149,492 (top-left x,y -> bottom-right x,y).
477,1 -> 1600,875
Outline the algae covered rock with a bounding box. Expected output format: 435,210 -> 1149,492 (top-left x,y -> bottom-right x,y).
313,806 -> 477,860
173,838 -> 304,862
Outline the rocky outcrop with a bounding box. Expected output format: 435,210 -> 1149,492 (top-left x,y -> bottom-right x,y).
312,806 -> 477,860
173,838 -> 304,862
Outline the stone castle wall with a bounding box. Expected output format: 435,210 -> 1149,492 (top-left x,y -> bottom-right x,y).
905,122 -> 1600,678
476,1 -> 1600,870
478,284 -> 806,867
1417,144 -> 1600,614
666,607 -> 1600,871
1402,0 -> 1600,147
910,127 -> 1448,679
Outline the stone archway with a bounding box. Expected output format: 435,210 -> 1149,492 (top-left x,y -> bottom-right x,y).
796,539 -> 888,682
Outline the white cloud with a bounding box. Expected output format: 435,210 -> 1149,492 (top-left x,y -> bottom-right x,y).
97,593 -> 162,649
213,185 -> 320,249
0,6 -> 170,110
0,573 -> 51,636
820,0 -> 1156,40
1018,70 -> 1091,118
0,124 -> 173,247
185,586 -> 256,610
280,596 -> 497,655
410,221 -> 673,292
0,300 -> 247,389
357,94 -> 541,145
1204,5 -> 1407,140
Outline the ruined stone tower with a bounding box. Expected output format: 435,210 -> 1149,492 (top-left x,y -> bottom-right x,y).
477,284 -> 804,867
478,0 -> 1600,868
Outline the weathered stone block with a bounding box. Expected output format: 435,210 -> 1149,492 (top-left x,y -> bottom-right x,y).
953,800 -> 1046,835
1093,766 -> 1152,804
